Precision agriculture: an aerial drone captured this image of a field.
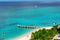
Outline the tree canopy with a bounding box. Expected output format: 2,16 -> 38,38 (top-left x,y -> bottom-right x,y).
31,25 -> 58,40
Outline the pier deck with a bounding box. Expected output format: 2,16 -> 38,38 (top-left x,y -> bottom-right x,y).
17,25 -> 40,29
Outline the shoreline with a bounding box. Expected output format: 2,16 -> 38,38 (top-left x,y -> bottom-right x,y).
7,26 -> 53,40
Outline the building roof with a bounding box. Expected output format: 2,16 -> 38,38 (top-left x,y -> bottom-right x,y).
53,34 -> 60,40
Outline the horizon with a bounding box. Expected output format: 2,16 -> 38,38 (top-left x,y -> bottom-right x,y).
0,2 -> 60,7
0,0 -> 60,2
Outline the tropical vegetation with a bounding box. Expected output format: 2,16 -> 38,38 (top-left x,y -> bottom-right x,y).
31,25 -> 58,40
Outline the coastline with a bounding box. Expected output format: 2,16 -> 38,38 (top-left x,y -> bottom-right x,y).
7,26 -> 52,40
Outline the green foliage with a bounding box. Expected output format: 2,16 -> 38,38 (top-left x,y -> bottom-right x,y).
31,25 -> 58,40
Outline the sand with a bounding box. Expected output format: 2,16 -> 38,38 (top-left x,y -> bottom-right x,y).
8,26 -> 52,40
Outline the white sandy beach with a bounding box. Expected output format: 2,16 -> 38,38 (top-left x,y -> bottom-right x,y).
9,26 -> 52,40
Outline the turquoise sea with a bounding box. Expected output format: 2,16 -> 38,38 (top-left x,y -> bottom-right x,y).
0,7 -> 60,40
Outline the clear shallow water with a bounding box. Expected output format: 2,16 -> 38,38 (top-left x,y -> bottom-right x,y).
0,7 -> 60,40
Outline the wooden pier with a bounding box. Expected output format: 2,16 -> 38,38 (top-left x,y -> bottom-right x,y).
17,25 -> 40,29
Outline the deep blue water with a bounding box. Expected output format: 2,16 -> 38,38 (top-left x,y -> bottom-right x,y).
0,7 -> 60,40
